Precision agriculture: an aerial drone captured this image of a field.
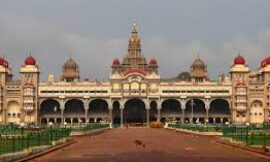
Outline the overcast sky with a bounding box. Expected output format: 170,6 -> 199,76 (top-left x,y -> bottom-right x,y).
0,0 -> 270,81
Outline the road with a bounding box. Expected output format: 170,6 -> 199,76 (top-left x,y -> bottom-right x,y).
30,127 -> 269,162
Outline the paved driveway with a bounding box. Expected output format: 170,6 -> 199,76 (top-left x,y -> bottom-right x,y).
30,127 -> 269,162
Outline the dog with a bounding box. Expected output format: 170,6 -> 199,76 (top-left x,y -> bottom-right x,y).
134,139 -> 142,147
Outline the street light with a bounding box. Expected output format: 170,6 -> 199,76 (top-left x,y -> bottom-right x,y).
49,122 -> 53,142
246,122 -> 250,144
20,122 -> 25,136
190,100 -> 195,124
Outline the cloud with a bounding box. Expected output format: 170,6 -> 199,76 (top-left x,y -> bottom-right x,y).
0,13 -> 270,82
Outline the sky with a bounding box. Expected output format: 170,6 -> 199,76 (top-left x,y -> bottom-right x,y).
0,0 -> 270,81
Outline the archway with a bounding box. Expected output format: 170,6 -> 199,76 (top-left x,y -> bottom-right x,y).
250,100 -> 264,124
149,101 -> 158,122
124,99 -> 146,124
161,99 -> 181,122
209,99 -> 230,123
7,101 -> 20,124
112,101 -> 120,124
40,99 -> 61,120
88,99 -> 109,122
64,99 -> 85,118
185,99 -> 206,123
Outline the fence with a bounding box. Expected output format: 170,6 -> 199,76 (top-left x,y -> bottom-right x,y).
0,127 -> 71,155
71,123 -> 110,132
223,125 -> 270,146
168,123 -> 224,132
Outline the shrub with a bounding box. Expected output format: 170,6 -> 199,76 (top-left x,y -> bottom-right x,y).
149,122 -> 163,128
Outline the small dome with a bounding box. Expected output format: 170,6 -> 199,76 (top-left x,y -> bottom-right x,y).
25,55 -> 36,65
0,57 -> 9,68
261,56 -> 270,68
234,55 -> 245,65
149,58 -> 157,65
112,58 -> 120,66
192,57 -> 206,69
63,58 -> 78,68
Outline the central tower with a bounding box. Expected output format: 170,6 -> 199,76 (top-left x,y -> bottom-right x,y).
122,23 -> 147,71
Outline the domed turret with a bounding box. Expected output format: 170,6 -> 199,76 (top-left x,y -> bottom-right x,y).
260,56 -> 270,68
192,57 -> 206,69
149,58 -> 157,65
112,58 -> 120,66
234,55 -> 245,65
25,55 -> 36,66
61,55 -> 80,82
190,54 -> 208,82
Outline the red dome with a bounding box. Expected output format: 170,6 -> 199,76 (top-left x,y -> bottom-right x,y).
112,58 -> 120,66
25,55 -> 36,65
149,58 -> 157,65
261,56 -> 270,68
0,58 -> 9,68
234,55 -> 245,65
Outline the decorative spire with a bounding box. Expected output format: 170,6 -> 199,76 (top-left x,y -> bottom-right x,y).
131,22 -> 137,34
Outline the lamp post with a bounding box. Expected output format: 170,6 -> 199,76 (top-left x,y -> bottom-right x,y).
79,119 -> 82,131
246,122 -> 250,144
20,122 -> 25,136
190,100 -> 195,124
64,122 -> 67,138
48,122 -> 53,143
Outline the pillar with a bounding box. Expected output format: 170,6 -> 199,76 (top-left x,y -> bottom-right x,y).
120,109 -> 123,126
109,109 -> 113,123
157,108 -> 161,122
206,109 -> 209,123
146,108 -> 150,125
84,100 -> 89,123
60,100 -> 65,125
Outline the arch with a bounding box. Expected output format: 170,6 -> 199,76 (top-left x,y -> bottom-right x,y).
40,99 -> 61,118
161,99 -> 181,122
41,118 -> 47,124
7,101 -> 20,124
88,99 -> 109,122
124,98 -> 146,124
209,99 -> 230,116
149,101 -> 158,122
65,118 -> 71,124
64,99 -> 85,117
112,101 -> 120,124
185,99 -> 206,118
48,118 -> 55,123
89,118 -> 95,123
250,100 -> 264,124
160,117 -> 166,123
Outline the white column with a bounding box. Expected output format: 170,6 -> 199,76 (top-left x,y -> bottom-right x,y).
84,100 -> 89,123
60,100 -> 65,124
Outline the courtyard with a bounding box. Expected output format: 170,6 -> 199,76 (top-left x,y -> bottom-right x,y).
29,127 -> 268,162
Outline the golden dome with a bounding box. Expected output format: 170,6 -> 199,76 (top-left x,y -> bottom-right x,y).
61,56 -> 80,82
191,55 -> 206,69
63,58 -> 78,69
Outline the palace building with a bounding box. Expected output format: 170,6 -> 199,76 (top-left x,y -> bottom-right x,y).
0,24 -> 269,125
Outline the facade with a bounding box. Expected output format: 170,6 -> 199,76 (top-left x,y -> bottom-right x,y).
0,24 -> 269,125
